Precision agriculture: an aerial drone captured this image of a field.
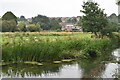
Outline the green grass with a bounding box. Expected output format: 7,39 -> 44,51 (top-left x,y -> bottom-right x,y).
1,32 -> 120,62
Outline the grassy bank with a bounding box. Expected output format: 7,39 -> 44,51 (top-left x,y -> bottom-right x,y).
1,32 -> 120,62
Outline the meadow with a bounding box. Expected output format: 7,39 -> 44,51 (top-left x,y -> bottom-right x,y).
1,32 -> 120,63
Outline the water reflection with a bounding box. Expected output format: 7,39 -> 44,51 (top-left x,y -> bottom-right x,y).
2,63 -> 63,78
2,49 -> 120,78
101,48 -> 120,78
78,59 -> 106,78
112,49 -> 120,61
101,63 -> 119,78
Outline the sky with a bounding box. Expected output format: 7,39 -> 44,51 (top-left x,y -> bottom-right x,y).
0,0 -> 118,18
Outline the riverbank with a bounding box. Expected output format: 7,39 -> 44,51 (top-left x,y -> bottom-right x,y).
2,48 -> 120,78
1,32 -> 120,63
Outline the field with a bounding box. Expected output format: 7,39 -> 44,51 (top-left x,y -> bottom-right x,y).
1,32 -> 120,63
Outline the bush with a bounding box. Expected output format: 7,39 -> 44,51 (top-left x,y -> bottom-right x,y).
26,24 -> 41,32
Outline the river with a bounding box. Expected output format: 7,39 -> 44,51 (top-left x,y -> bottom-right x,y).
1,48 -> 120,78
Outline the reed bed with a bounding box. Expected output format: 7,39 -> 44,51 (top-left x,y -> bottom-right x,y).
1,32 -> 120,62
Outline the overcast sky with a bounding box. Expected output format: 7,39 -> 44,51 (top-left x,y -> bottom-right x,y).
0,0 -> 118,18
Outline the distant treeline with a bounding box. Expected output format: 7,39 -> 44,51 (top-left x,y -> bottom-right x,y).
0,11 -> 120,32
0,11 -> 62,32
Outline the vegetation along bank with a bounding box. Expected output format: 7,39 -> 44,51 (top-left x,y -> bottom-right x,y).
1,32 -> 120,64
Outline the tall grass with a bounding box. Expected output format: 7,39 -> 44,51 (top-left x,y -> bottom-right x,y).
2,32 -> 120,62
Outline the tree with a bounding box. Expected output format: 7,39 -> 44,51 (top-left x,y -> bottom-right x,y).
50,19 -> 62,30
108,13 -> 118,23
118,14 -> 120,23
2,11 -> 17,32
2,20 -> 17,32
57,18 -> 62,23
0,20 -> 2,32
32,15 -> 51,30
26,24 -> 41,32
2,11 -> 17,22
108,13 -> 119,32
116,0 -> 120,5
80,1 -> 109,37
17,21 -> 27,32
67,18 -> 77,24
0,16 -> 2,20
18,15 -> 27,21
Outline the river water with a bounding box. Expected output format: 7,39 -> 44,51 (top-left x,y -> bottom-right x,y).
1,48 -> 120,78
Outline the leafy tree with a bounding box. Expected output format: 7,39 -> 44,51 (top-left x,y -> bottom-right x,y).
67,18 -> 77,24
0,23 -> 1,33
108,13 -> 119,32
18,15 -> 27,21
50,19 -> 62,30
118,14 -> 120,23
108,13 -> 118,23
57,18 -> 62,23
17,21 -> 27,32
2,11 -> 17,32
0,17 -> 2,20
116,0 -> 120,5
2,20 -> 17,32
32,15 -> 51,30
118,14 -> 120,32
2,11 -> 17,23
26,24 -> 41,32
80,1 -> 109,37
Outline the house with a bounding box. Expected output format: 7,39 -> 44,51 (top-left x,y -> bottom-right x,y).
61,23 -> 82,32
27,18 -> 32,22
49,17 -> 82,32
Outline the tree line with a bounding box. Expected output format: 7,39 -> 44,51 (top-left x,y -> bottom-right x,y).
0,12 -> 62,32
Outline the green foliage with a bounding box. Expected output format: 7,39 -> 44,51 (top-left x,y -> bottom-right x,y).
32,15 -> 62,30
80,2 -> 109,36
26,24 -> 41,32
50,19 -> 62,30
0,20 -> 2,31
32,15 -> 51,30
0,17 -> 2,20
67,18 -> 77,24
2,11 -> 17,21
107,13 -> 119,32
108,13 -> 118,24
2,32 -> 120,62
2,11 -> 18,32
17,21 -> 27,32
116,0 -> 120,5
118,14 -> 120,23
2,11 -> 17,25
81,40 -> 110,58
18,15 -> 27,21
57,18 -> 62,23
2,20 -> 17,32
77,16 -> 82,26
